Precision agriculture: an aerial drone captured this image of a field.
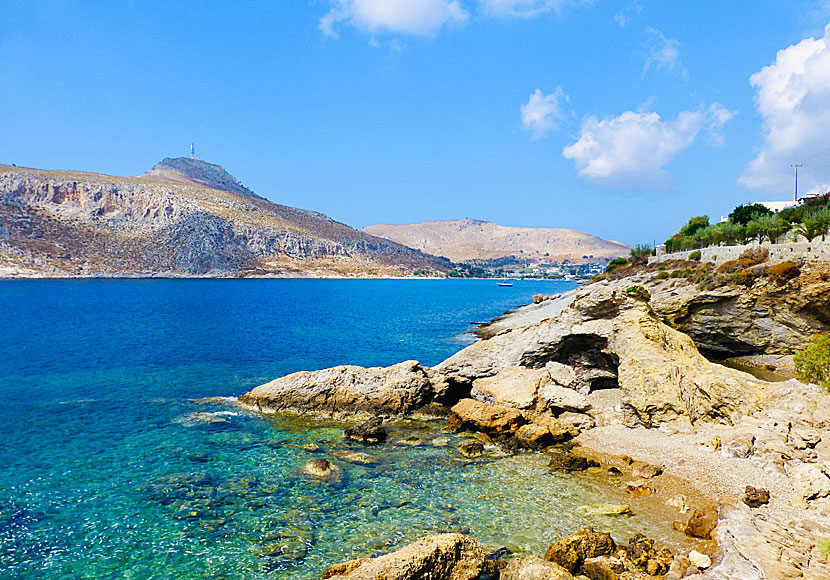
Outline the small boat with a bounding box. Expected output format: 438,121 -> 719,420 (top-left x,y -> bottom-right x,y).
497,282 -> 513,287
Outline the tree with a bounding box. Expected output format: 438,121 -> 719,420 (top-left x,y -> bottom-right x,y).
680,216 -> 709,237
729,203 -> 772,225
747,214 -> 790,244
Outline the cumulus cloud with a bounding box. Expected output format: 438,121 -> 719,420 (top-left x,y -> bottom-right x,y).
521,88 -> 566,139
320,0 -> 469,37
739,23 -> 830,193
480,0 -> 591,18
643,28 -> 688,79
562,104 -> 734,189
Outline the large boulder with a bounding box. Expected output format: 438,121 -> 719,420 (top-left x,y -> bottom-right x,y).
322,533 -> 486,580
238,360 -> 434,417
471,366 -> 590,414
450,398 -> 525,435
544,527 -> 616,573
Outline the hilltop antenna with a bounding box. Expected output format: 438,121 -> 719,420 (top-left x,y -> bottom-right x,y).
791,163 -> 802,202
190,143 -> 195,159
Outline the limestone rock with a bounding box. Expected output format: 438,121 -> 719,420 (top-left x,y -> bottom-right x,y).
450,399 -> 525,436
538,382 -> 592,413
470,366 -> 591,414
516,423 -> 554,449
684,506 -> 717,539
722,431 -> 755,458
438,282 -> 768,429
323,533 -> 486,580
580,556 -> 621,580
471,367 -> 544,409
239,360 -> 435,417
556,412 -> 596,436
688,550 -> 711,569
786,462 -> 830,500
322,558 -> 371,578
303,458 -> 340,480
579,504 -> 632,517
630,462 -> 662,479
549,452 -> 600,473
544,528 -> 616,573
345,417 -> 387,444
500,556 -> 574,580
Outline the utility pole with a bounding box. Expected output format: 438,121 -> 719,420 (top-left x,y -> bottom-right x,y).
791,163 -> 802,202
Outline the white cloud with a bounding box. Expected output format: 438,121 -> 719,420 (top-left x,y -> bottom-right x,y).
613,1 -> 641,28
643,28 -> 688,79
562,104 -> 734,189
521,88 -> 566,139
480,0 -> 591,18
739,23 -> 830,193
320,0 -> 469,37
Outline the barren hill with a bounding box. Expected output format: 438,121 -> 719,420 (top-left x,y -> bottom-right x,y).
361,219 -> 629,263
0,158 -> 449,278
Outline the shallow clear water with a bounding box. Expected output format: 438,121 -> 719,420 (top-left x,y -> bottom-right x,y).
0,279 -> 689,579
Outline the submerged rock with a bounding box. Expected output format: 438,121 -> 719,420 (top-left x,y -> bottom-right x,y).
344,418 -> 387,444
458,441 -> 485,458
238,360 -> 434,418
579,504 -> 632,517
333,450 -> 379,465
548,451 -> 600,473
302,458 -> 341,480
322,533 -> 487,580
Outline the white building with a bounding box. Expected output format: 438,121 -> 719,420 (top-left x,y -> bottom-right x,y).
755,200 -> 800,213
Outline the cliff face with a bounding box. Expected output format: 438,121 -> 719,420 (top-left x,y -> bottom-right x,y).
361,218 -> 630,263
0,160 -> 450,277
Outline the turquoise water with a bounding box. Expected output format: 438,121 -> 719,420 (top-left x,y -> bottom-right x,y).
0,279 -> 688,579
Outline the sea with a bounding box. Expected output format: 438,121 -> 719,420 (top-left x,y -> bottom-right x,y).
0,279 -> 691,579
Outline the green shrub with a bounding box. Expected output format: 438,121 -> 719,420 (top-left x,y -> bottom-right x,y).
688,250 -> 701,261
768,261 -> 800,283
624,285 -> 651,301
731,269 -> 755,286
605,257 -> 627,273
656,271 -> 670,280
794,334 -> 830,391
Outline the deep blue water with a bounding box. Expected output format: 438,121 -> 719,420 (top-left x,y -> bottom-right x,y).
0,279 -> 690,579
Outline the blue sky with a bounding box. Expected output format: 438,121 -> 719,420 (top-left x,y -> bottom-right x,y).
3,1 -> 830,245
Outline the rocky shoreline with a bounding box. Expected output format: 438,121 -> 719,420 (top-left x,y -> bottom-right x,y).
234,259 -> 830,579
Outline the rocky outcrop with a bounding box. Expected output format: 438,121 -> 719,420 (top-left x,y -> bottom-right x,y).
438,283 -> 768,427
639,267 -> 830,357
321,533 -> 487,580
238,360 -> 435,418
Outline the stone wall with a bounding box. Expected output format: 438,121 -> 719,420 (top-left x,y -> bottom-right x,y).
649,241 -> 830,266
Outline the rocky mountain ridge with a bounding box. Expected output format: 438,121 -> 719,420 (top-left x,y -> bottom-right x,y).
0,159 -> 450,277
361,218 -> 630,264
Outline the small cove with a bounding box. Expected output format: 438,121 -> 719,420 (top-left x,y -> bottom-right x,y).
1,279 -> 695,579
